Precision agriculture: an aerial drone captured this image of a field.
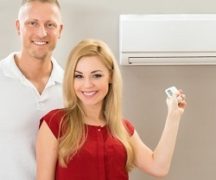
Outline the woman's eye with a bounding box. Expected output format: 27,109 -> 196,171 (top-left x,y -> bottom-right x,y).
74,74 -> 83,79
93,74 -> 103,78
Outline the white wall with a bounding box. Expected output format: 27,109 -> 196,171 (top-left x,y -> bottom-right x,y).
1,0 -> 216,179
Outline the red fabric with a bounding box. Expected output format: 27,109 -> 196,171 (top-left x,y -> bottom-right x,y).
40,109 -> 135,180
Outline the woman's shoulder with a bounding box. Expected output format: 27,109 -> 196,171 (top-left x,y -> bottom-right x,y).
43,108 -> 65,120
40,108 -> 66,128
39,108 -> 66,138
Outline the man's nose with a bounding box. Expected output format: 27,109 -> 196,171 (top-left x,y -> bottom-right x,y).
36,25 -> 47,37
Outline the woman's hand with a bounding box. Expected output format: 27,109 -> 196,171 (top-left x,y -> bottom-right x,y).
166,89 -> 187,117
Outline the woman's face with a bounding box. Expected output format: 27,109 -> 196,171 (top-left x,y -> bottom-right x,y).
74,56 -> 111,108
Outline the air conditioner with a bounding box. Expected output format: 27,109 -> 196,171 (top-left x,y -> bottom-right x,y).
119,14 -> 216,65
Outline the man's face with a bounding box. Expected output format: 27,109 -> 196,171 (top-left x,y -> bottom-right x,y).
16,1 -> 63,60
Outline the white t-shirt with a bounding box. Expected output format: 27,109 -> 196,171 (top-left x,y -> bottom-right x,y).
0,52 -> 64,180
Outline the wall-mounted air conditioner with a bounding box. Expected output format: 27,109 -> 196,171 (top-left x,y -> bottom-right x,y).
119,14 -> 216,65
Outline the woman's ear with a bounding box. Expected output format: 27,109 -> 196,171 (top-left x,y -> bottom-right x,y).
109,73 -> 112,84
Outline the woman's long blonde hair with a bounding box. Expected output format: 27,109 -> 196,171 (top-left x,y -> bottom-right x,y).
59,39 -> 134,170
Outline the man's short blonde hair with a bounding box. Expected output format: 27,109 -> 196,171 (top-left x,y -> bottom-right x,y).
21,0 -> 60,9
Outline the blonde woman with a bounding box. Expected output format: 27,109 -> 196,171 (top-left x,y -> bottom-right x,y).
36,39 -> 187,180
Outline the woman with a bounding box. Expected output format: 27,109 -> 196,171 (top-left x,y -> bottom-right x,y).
36,39 -> 187,180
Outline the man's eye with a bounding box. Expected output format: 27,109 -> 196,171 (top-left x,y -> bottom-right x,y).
46,23 -> 56,29
28,21 -> 37,26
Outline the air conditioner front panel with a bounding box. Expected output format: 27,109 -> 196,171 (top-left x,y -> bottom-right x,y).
120,14 -> 216,65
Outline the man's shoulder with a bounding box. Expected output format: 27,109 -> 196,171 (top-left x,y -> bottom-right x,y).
0,53 -> 17,75
0,54 -> 9,71
51,57 -> 64,83
0,55 -> 8,66
51,58 -> 64,71
0,52 -> 16,66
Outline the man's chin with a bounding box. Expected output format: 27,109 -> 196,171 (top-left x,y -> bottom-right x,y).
31,52 -> 51,60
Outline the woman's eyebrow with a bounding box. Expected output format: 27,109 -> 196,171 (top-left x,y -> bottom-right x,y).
75,71 -> 83,74
91,70 -> 103,73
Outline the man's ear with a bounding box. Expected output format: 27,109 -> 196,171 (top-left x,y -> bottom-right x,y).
16,20 -> 21,35
58,24 -> 64,39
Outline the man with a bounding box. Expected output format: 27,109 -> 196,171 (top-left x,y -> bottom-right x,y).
0,0 -> 63,179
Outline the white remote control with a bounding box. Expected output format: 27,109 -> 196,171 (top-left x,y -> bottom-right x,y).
165,86 -> 178,97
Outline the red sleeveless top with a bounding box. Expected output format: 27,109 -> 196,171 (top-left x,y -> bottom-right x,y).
41,109 -> 134,180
